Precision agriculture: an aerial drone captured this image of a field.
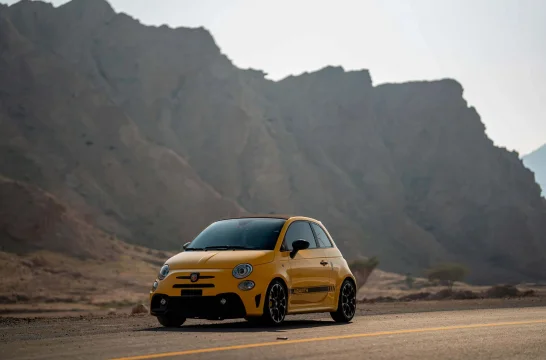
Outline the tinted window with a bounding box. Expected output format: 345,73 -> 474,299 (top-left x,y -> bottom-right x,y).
283,221 -> 317,250
311,223 -> 333,248
187,218 -> 285,250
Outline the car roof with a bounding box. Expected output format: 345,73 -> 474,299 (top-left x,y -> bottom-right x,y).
219,214 -> 321,223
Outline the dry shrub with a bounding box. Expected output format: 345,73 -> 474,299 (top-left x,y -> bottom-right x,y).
131,303 -> 148,315
484,285 -> 535,298
451,290 -> 480,300
425,263 -> 469,291
348,256 -> 380,288
485,285 -> 519,298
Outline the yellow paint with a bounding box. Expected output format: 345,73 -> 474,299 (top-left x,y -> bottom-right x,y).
111,319 -> 546,360
150,216 -> 355,317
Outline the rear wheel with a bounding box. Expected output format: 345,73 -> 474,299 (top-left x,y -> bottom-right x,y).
261,279 -> 288,325
157,315 -> 186,327
330,279 -> 356,323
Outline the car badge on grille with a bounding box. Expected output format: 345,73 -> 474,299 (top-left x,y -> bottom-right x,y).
190,272 -> 200,282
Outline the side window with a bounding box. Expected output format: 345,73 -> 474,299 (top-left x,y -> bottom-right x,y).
311,223 -> 333,248
283,221 -> 318,250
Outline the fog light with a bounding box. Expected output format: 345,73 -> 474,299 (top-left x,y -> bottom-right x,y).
238,280 -> 255,291
160,298 -> 167,306
151,281 -> 158,292
220,298 -> 227,305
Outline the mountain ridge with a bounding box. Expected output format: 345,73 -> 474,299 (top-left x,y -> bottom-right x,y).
523,143 -> 546,197
1,0 -> 545,284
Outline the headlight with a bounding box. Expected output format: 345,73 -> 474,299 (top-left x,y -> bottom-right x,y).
238,280 -> 255,291
151,281 -> 158,292
158,264 -> 169,280
232,263 -> 253,279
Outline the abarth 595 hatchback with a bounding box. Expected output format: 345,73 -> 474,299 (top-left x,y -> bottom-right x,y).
149,215 -> 357,327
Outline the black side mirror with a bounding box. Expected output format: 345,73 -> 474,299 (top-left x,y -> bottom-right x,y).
290,239 -> 310,259
182,242 -> 191,250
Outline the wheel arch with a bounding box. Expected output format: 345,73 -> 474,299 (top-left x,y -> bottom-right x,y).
344,275 -> 357,288
270,276 -> 289,292
333,276 -> 357,312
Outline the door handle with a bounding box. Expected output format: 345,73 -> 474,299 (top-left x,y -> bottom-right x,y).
320,260 -> 328,266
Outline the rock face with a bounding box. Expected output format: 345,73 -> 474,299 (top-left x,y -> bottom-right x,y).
523,144 -> 546,197
1,0 -> 545,284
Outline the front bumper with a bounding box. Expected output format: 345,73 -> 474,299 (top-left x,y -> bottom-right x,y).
149,268 -> 267,319
150,292 -> 261,320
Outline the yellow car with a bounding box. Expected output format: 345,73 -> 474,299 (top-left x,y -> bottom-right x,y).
149,215 -> 357,327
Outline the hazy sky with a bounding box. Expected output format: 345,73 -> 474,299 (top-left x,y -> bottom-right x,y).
3,0 -> 545,156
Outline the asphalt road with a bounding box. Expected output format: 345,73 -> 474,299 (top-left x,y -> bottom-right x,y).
1,306 -> 545,360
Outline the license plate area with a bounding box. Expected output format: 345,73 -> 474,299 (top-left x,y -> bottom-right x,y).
181,289 -> 203,297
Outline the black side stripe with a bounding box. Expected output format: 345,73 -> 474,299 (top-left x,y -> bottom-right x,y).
290,286 -> 335,294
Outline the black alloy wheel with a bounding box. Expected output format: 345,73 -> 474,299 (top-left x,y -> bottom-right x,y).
262,279 -> 288,325
330,279 -> 356,322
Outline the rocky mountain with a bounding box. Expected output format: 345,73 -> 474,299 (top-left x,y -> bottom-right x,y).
1,0 -> 545,284
523,144 -> 546,197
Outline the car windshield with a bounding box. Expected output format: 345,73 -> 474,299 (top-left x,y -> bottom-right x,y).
185,218 -> 286,251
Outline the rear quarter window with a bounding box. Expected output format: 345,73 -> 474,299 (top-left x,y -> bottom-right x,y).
311,223 -> 333,248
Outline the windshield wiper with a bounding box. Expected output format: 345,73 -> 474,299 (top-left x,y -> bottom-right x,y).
184,247 -> 205,251
204,245 -> 258,250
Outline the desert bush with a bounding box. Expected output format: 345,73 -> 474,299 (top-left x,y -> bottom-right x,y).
131,303 -> 149,315
425,262 -> 469,291
428,288 -> 454,300
451,290 -> 480,300
484,285 -> 536,298
521,289 -> 536,297
485,284 -> 519,298
348,256 -> 379,288
405,273 -> 415,289
349,256 -> 379,272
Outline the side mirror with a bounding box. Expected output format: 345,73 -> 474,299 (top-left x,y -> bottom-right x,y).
182,242 -> 191,250
290,239 -> 310,259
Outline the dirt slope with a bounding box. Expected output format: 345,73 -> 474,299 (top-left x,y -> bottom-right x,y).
0,175 -> 169,308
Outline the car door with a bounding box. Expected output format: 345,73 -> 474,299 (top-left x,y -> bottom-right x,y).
283,220 -> 331,310
310,221 -> 338,308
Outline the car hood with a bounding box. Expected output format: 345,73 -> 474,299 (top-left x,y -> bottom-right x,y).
166,250 -> 275,269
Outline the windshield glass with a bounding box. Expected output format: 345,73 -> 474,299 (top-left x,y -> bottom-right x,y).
186,218 -> 286,251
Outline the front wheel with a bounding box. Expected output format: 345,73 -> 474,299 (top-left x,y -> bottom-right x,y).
330,279 -> 356,323
261,279 -> 288,325
157,315 -> 186,327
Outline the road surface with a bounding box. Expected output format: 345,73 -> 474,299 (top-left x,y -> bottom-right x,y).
1,305 -> 545,359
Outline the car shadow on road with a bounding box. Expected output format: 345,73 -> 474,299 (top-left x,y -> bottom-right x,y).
137,319 -> 345,333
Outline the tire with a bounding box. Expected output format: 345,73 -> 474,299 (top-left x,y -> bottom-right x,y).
156,314 -> 186,327
330,279 -> 356,323
261,279 -> 288,326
